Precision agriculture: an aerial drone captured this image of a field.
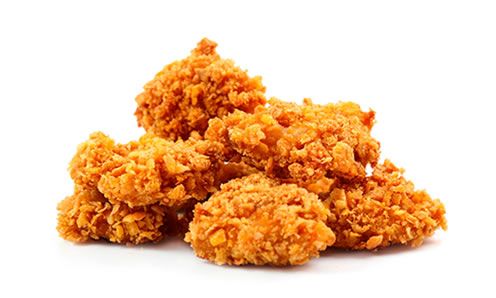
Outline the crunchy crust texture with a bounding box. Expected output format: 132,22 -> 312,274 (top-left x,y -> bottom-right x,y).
323,160 -> 447,250
215,161 -> 260,184
57,187 -> 167,244
205,98 -> 380,193
185,174 -> 336,266
69,132 -> 219,208
135,38 -> 266,140
167,162 -> 261,236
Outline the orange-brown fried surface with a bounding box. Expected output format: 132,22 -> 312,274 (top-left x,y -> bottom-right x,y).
323,160 -> 447,250
135,38 -> 266,140
215,161 -> 260,184
57,187 -> 167,244
185,173 -> 336,266
205,98 -> 380,194
70,132 -> 219,208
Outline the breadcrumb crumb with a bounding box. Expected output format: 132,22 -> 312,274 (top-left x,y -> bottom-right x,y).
57,38 -> 447,261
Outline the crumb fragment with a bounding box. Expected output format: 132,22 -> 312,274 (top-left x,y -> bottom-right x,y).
366,235 -> 383,250
209,229 -> 226,247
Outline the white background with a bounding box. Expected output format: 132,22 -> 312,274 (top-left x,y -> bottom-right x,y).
1,1 -> 495,297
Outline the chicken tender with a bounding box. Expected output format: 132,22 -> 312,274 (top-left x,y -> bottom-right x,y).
135,38 -> 266,140
323,160 -> 447,250
205,98 -> 380,194
185,173 -> 336,266
57,187 -> 167,244
70,132 -> 219,208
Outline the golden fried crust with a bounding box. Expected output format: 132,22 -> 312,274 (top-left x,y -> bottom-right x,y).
57,187 -> 167,244
70,132 -> 219,208
215,161 -> 260,184
164,162 -> 261,236
135,38 -> 266,140
323,160 -> 447,250
205,98 -> 380,194
69,131 -> 118,189
185,174 -> 336,266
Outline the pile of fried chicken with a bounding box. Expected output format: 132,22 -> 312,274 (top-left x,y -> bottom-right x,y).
57,38 -> 447,266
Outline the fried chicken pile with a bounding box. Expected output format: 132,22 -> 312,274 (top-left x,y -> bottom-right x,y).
57,38 -> 447,266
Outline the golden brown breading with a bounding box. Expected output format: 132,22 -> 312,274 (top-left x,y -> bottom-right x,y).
323,160 -> 447,250
205,98 -> 380,194
163,162 -> 261,236
185,173 -> 336,266
135,38 -> 266,140
57,187 -> 167,244
215,161 -> 260,184
70,132 -> 219,208
68,131 -> 118,189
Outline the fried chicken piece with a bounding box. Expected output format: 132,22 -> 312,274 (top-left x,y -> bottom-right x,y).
70,132 -> 219,208
185,173 -> 336,266
323,160 -> 447,250
205,98 -> 380,194
57,187 -> 167,244
135,38 -> 266,140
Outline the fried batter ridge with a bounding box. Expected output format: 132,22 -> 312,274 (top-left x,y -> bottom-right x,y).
135,38 -> 266,140
205,98 -> 380,194
323,160 -> 447,250
185,173 -> 336,266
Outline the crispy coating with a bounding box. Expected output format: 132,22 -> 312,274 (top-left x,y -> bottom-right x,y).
215,161 -> 260,183
70,132 -> 219,208
205,98 -> 380,193
323,160 -> 447,249
135,38 -> 266,140
165,162 -> 261,236
185,174 -> 336,266
57,187 -> 167,244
